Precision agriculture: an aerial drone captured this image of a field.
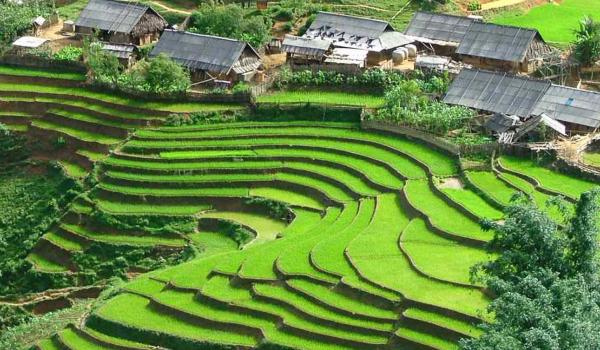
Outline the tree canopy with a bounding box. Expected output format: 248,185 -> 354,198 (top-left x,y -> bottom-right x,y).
188,4 -> 272,49
462,190 -> 600,350
573,16 -> 600,66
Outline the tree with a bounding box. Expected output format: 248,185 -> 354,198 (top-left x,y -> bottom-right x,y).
144,53 -> 190,95
574,16 -> 600,66
188,4 -> 272,48
462,190 -> 600,350
85,42 -> 121,86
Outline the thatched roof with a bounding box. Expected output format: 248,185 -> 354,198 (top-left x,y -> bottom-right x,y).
76,0 -> 166,35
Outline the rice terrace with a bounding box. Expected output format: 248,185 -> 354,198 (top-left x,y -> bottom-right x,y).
1,0 -> 600,349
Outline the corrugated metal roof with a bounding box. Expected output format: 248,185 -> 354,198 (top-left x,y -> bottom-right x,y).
304,12 -> 408,52
75,0 -> 148,34
12,36 -> 48,48
150,30 -> 260,74
444,68 -> 550,117
281,35 -> 331,57
485,113 -> 520,133
404,12 -> 475,44
456,22 -> 540,62
533,85 -> 600,128
102,42 -> 136,58
308,12 -> 392,39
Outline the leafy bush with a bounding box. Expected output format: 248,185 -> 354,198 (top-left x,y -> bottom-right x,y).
164,110 -> 242,126
368,81 -> 474,135
52,46 -> 83,62
467,0 -> 481,11
86,42 -> 122,86
188,4 -> 272,48
574,16 -> 600,65
0,123 -> 28,165
90,207 -> 196,236
282,21 -> 294,32
231,82 -> 250,95
274,68 -> 450,94
244,197 -> 292,221
217,221 -> 254,246
0,0 -> 54,43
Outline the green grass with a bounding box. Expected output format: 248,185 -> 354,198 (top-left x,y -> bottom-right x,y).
56,0 -> 88,20
27,253 -> 68,272
396,326 -> 458,350
77,149 -> 108,162
59,161 -> 88,178
160,150 -> 258,158
189,231 -> 240,256
403,307 -> 483,338
404,180 -> 493,242
95,198 -> 212,216
250,187 -> 325,210
99,183 -> 250,198
499,156 -> 597,199
5,124 -> 28,132
44,231 -> 85,252
198,211 -> 287,246
0,65 -> 86,81
400,219 -> 491,286
441,186 -> 504,220
48,108 -> 138,129
37,338 -> 61,350
82,327 -> 152,349
346,193 -> 489,318
257,90 -> 385,108
95,293 -> 258,347
58,327 -> 108,350
0,83 -> 242,113
32,120 -> 122,145
466,171 -> 518,206
583,152 -> 600,168
491,0 -> 600,44
61,223 -> 186,247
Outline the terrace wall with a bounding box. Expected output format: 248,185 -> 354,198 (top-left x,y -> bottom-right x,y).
361,120 -> 499,156
0,55 -> 87,73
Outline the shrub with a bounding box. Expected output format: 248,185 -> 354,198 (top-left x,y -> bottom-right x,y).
231,82 -> 250,95
282,21 -> 294,32
0,0 -> 54,44
86,42 -> 122,86
189,4 -> 272,48
467,0 -> 481,11
574,16 -> 600,65
53,46 -> 83,62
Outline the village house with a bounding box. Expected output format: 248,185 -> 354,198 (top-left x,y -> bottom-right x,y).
149,30 -> 263,85
455,22 -> 552,73
444,68 -> 600,135
281,35 -> 332,65
404,12 -> 477,56
75,0 -> 168,45
301,12 -> 414,68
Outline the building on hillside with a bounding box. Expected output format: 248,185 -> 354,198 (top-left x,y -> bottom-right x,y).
532,85 -> 600,133
150,30 -> 262,85
404,12 -> 477,56
11,36 -> 49,54
444,68 -> 550,118
302,12 -> 414,68
281,35 -> 332,64
456,22 -> 552,73
75,0 -> 168,45
101,42 -> 138,68
444,68 -> 600,134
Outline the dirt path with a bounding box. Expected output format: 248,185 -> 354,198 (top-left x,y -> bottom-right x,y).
481,0 -> 526,10
150,1 -> 191,15
332,4 -> 395,13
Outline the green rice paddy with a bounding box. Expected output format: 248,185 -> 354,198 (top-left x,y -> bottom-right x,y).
256,90 -> 385,108
11,70 -> 595,350
492,0 -> 600,44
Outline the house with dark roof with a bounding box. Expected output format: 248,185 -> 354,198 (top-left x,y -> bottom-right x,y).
456,22 -> 552,73
150,30 -> 262,84
302,12 -> 414,67
281,35 -> 332,63
445,69 -> 600,134
404,12 -> 477,55
75,0 -> 167,45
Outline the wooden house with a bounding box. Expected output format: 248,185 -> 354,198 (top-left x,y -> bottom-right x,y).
404,12 -> 477,56
456,22 -> 552,73
75,0 -> 167,45
445,68 -> 600,134
303,12 -> 414,68
150,30 -> 262,85
281,35 -> 332,64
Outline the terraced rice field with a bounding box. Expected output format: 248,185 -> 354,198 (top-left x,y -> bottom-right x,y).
8,69 -> 597,349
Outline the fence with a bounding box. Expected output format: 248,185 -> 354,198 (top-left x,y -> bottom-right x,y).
361,120 -> 500,156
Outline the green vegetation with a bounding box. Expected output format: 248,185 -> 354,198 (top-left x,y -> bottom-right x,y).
257,90 -> 385,107
0,65 -> 85,81
492,0 -> 600,44
499,156 -> 597,199
583,151 -> 600,168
